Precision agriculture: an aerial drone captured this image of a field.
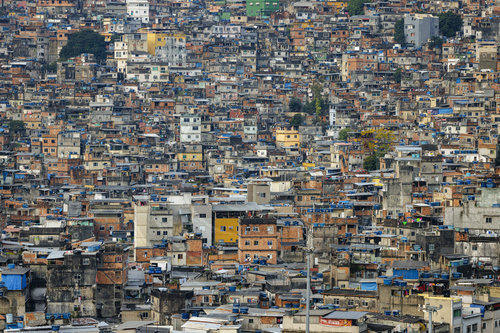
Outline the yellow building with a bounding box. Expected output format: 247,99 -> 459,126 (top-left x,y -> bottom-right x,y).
177,152 -> 202,162
275,128 -> 300,148
326,0 -> 347,13
214,218 -> 239,244
213,204 -> 267,244
146,31 -> 186,56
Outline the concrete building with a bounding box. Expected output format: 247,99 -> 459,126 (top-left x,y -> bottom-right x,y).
404,14 -> 440,47
180,115 -> 202,144
126,0 -> 149,23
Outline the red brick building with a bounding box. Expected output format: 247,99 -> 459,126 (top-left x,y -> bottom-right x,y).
238,217 -> 279,265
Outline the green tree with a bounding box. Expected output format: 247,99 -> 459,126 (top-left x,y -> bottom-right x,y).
496,144 -> 500,167
290,114 -> 304,127
338,128 -> 352,141
363,154 -> 379,171
347,0 -> 370,16
394,19 -> 405,45
315,98 -> 321,119
59,29 -> 107,61
8,120 -> 25,137
393,68 -> 402,84
289,98 -> 302,113
428,36 -> 444,49
43,62 -> 57,73
110,34 -> 123,43
438,12 -> 463,38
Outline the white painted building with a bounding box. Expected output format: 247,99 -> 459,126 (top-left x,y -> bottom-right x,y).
180,114 -> 202,143
126,0 -> 149,24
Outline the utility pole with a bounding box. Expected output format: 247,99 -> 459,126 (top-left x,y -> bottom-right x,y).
305,226 -> 313,333
422,304 -> 442,333
306,251 -> 310,333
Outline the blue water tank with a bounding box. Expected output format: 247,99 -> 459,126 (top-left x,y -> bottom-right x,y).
229,286 -> 236,292
181,313 -> 190,320
441,273 -> 450,280
433,273 -> 441,279
232,308 -> 239,314
240,307 -> 249,314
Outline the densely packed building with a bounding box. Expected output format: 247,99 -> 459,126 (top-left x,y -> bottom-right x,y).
0,0 -> 498,331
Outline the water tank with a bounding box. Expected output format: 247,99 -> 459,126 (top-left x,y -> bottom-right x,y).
441,273 -> 450,280
7,264 -> 15,269
181,313 -> 190,320
232,308 -> 239,314
51,326 -> 60,332
240,307 -> 249,314
229,286 -> 236,292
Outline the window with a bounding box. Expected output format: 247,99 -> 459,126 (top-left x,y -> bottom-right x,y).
333,298 -> 339,305
268,241 -> 273,246
199,213 -> 207,218
162,217 -> 168,222
178,254 -> 183,259
163,231 -> 168,235
157,231 -> 161,235
245,241 -> 250,246
253,227 -> 259,232
453,309 -> 461,318
74,274 -> 81,280
141,312 -> 149,318
362,300 -> 369,307
267,226 -> 273,233
472,324 -> 477,332
428,244 -> 435,251
83,258 -> 90,265
221,226 -> 226,231
454,328 -> 461,333
472,245 -> 477,251
248,319 -> 254,324
482,323 -> 486,330
254,240 -> 259,246
467,325 -> 471,333
203,296 -> 210,303
486,217 -> 492,223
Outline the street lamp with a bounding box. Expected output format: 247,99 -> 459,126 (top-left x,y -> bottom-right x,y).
421,304 -> 442,333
